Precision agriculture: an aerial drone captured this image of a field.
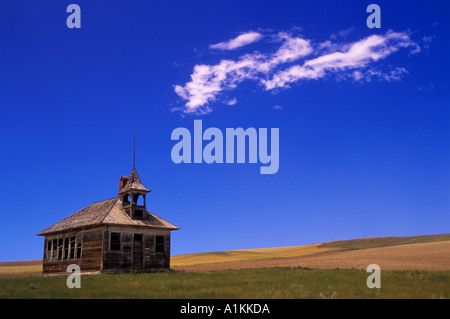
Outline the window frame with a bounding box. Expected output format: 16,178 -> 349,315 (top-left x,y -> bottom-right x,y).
110,232 -> 122,251
75,235 -> 82,259
52,239 -> 57,261
63,237 -> 69,260
58,238 -> 64,260
155,235 -> 165,253
69,236 -> 76,259
46,234 -> 82,262
46,240 -> 52,262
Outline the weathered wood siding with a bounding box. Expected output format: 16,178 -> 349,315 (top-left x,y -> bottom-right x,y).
42,226 -> 172,274
102,226 -> 171,273
103,229 -> 133,271
42,228 -> 103,274
143,232 -> 171,269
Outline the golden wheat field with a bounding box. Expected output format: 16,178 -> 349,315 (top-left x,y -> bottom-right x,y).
170,243 -> 336,267
172,240 -> 450,272
1,234 -> 449,276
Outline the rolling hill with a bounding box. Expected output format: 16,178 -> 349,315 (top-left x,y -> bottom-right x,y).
1,233 -> 449,276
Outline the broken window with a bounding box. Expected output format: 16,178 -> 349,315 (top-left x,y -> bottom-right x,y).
76,235 -> 82,259
52,239 -> 57,261
69,236 -> 75,259
57,238 -> 63,260
64,237 -> 69,260
46,240 -> 52,261
110,232 -> 121,251
46,235 -> 81,262
155,235 -> 165,253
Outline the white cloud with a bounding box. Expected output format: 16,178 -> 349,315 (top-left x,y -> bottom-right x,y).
210,32 -> 263,50
352,70 -> 364,81
421,35 -> 436,50
270,32 -> 313,65
368,67 -> 409,81
174,32 -> 312,113
262,31 -> 417,90
225,97 -> 237,106
175,30 -> 419,114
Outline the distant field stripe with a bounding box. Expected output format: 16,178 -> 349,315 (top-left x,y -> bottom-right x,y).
0,260 -> 42,267
319,233 -> 450,250
171,243 -> 337,267
0,264 -> 42,276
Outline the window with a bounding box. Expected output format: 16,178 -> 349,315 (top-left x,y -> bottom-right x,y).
69,236 -> 75,259
46,235 -> 82,262
110,232 -> 121,251
155,235 -> 165,253
76,235 -> 82,259
57,238 -> 63,260
46,240 -> 52,261
52,239 -> 57,260
64,237 -> 69,260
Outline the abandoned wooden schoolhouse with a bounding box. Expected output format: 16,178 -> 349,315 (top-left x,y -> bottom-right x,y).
37,164 -> 179,274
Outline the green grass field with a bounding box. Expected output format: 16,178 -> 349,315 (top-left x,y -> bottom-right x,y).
1,234 -> 449,298
0,268 -> 448,299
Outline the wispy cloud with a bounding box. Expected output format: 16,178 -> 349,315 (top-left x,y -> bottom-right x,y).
174,30 -> 419,114
263,31 -> 417,90
210,31 -> 263,50
225,97 -> 237,106
417,82 -> 435,92
174,31 -> 311,113
330,27 -> 355,40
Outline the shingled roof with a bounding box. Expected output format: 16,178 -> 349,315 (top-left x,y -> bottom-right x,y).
118,168 -> 150,195
37,197 -> 179,236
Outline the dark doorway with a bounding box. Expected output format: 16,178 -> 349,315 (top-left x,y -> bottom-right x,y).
133,234 -> 143,271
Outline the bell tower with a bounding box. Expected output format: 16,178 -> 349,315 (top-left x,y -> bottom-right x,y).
118,135 -> 151,219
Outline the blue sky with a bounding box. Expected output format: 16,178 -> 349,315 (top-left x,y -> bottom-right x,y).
0,1 -> 449,261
